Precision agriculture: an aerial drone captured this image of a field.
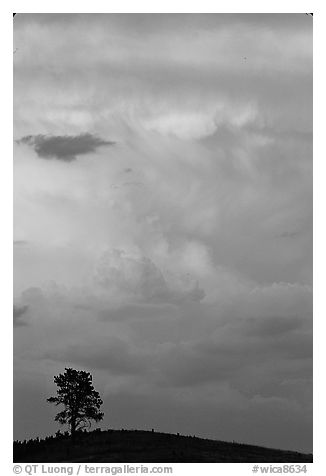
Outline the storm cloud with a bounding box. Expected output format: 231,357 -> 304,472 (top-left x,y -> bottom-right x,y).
17,133 -> 115,161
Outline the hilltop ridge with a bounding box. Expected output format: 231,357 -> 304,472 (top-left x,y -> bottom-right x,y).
14,429 -> 313,463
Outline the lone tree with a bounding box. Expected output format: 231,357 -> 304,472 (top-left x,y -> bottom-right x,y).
47,368 -> 104,439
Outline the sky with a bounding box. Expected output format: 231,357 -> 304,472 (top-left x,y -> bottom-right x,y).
13,13 -> 313,452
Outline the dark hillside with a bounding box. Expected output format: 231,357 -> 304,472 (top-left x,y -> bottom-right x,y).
14,429 -> 313,463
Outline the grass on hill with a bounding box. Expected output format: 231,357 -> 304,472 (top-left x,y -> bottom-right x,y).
13,428 -> 313,463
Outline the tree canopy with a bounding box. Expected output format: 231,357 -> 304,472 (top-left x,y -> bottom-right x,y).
47,368 -> 104,438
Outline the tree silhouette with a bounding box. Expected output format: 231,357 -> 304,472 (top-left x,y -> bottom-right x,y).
47,368 -> 104,439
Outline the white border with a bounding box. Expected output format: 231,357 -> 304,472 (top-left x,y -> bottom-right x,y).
5,0 -> 323,13
2,2 -> 322,474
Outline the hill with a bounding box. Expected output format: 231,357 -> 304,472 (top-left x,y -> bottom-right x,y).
13,429 -> 313,463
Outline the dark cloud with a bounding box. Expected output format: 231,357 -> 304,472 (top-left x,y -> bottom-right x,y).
13,304 -> 29,327
156,321 -> 312,388
17,133 -> 115,162
44,338 -> 149,375
14,240 -> 28,246
238,316 -> 305,337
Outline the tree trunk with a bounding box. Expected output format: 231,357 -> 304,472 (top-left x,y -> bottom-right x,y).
71,418 -> 77,443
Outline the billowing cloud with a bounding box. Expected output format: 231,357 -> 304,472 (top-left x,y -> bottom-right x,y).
94,249 -> 205,304
16,133 -> 115,162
